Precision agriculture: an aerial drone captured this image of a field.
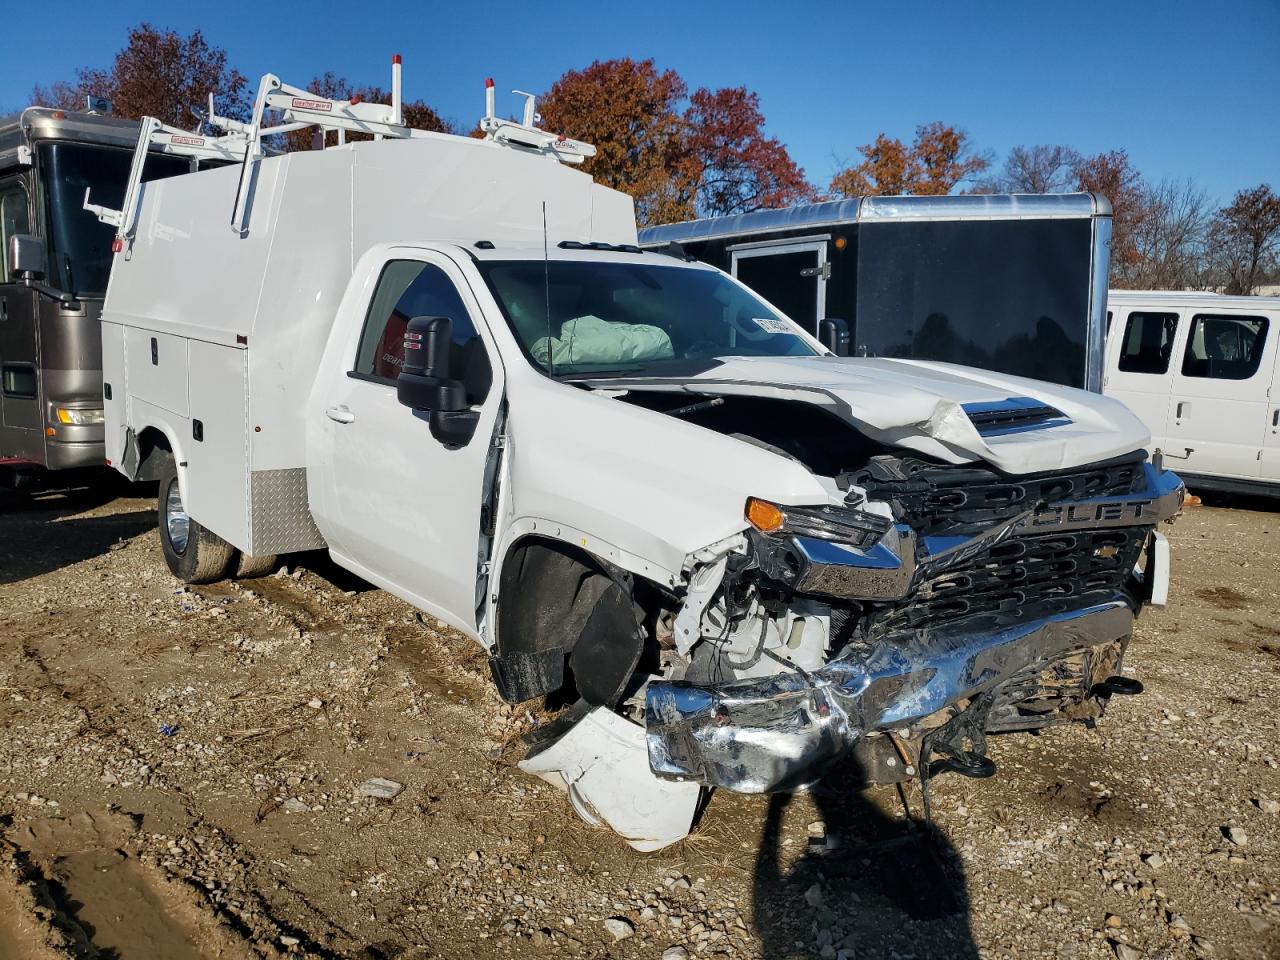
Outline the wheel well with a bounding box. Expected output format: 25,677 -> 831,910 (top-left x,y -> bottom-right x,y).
135,427 -> 174,482
490,536 -> 665,706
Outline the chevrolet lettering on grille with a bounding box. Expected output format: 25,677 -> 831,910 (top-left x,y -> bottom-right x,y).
1029,498 -> 1156,529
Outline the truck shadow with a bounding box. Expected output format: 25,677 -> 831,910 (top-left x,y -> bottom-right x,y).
0,491 -> 155,585
752,761 -> 978,960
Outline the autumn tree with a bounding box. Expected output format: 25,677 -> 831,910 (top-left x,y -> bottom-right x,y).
679,87 -> 815,218
32,24 -> 248,127
538,59 -> 813,225
980,144 -> 1081,194
1126,179 -> 1211,290
283,72 -> 451,151
1207,184 -> 1280,294
1071,149 -> 1150,277
830,122 -> 989,197
538,58 -> 692,225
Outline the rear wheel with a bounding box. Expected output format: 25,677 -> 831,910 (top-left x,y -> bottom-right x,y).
235,552 -> 279,578
158,460 -> 235,584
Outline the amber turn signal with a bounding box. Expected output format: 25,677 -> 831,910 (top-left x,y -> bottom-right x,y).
745,497 -> 785,533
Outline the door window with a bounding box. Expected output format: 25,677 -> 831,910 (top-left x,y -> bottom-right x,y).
1118,312 -> 1178,374
353,261 -> 481,383
0,181 -> 31,279
1180,314 -> 1268,380
2,363 -> 37,398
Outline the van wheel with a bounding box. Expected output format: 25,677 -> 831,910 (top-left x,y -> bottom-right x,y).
236,552 -> 279,578
158,460 -> 236,584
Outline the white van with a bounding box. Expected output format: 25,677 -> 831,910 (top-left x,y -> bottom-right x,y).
1105,290 -> 1280,495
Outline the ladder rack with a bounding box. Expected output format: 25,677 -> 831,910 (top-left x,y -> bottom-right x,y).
91,56 -> 600,245
82,116 -> 251,247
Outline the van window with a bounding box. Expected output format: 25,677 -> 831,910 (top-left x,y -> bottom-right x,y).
0,181 -> 31,279
1118,312 -> 1178,374
354,260 -> 481,383
1180,314 -> 1268,381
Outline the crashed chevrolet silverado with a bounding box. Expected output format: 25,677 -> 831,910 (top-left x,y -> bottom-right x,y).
96,70 -> 1182,851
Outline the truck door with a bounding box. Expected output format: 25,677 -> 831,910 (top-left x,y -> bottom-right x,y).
1103,308 -> 1179,454
309,251 -> 504,634
1166,312 -> 1273,479
730,239 -> 827,335
0,178 -> 43,462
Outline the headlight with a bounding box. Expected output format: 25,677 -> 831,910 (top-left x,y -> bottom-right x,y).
55,406 -> 105,425
744,496 -> 890,548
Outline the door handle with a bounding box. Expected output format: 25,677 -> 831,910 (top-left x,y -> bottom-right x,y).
325,405 -> 355,424
1176,401 -> 1191,419
1272,408 -> 1279,428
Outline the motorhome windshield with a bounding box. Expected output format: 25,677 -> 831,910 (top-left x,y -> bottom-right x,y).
39,142 -> 192,296
476,259 -> 818,377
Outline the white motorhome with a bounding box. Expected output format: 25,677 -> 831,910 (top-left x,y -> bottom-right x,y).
1104,290 -> 1280,496
98,67 -> 1183,850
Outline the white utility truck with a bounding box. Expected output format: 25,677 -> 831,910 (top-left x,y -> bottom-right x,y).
100,64 -> 1184,849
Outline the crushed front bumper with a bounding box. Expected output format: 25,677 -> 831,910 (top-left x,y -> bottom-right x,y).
645,599 -> 1136,793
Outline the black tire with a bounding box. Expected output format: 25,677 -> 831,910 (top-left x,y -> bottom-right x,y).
235,552 -> 279,578
158,459 -> 236,584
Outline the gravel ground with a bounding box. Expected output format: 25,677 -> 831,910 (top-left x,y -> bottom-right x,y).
0,485 -> 1277,960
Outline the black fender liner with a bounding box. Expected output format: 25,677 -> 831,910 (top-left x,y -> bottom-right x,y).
490,537 -> 645,706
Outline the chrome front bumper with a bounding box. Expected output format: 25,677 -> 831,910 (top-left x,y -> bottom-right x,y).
645,600 -> 1136,793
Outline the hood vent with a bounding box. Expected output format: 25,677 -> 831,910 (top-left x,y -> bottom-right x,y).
962,396 -> 1071,436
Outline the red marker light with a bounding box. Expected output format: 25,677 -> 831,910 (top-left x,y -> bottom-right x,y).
485,77 -> 495,89
111,237 -> 124,253
349,94 -> 363,105
392,54 -> 402,64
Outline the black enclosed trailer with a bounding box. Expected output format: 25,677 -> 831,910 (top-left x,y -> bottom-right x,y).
638,193 -> 1112,391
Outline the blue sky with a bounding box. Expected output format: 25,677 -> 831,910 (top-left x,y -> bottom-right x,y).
3,0 -> 1276,204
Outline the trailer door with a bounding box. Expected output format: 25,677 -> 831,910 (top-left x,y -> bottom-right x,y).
730,239 -> 826,335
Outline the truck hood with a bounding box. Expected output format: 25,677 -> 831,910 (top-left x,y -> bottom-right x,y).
589,356 -> 1150,475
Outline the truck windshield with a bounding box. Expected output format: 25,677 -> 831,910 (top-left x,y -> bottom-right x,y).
39,142 -> 194,297
475,259 -> 818,377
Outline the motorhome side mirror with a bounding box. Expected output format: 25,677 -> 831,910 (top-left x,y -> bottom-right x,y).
8,234 -> 45,282
819,317 -> 850,357
396,315 -> 482,447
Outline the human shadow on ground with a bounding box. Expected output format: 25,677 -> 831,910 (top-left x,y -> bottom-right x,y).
752,759 -> 978,960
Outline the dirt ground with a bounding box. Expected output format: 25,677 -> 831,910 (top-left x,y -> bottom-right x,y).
0,484 -> 1277,960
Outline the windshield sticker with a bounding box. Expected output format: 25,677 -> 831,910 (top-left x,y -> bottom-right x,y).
753,317 -> 792,335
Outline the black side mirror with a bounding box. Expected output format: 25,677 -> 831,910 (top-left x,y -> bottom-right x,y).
819,317 -> 850,357
397,316 -> 491,448
8,234 -> 45,281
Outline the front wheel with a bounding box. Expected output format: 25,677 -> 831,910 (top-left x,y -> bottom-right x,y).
158,460 -> 236,584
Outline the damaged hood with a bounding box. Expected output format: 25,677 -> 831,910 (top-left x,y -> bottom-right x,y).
593,356 -> 1150,475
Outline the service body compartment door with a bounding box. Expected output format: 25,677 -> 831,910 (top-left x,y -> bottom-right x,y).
186,340 -> 249,548
308,251 -> 505,635
125,327 -> 189,418
101,321 -> 127,468
731,239 -> 826,335
1166,312 -> 1275,479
